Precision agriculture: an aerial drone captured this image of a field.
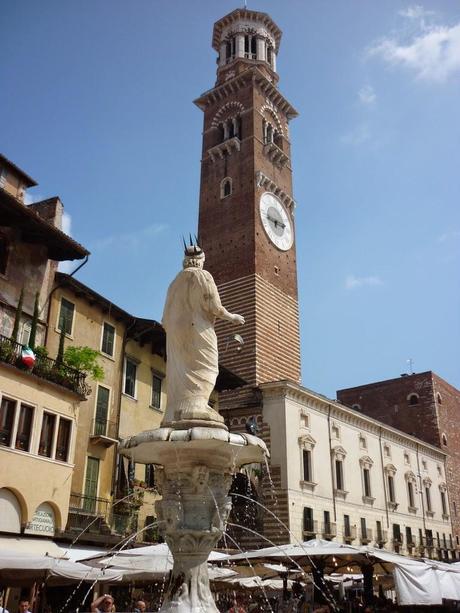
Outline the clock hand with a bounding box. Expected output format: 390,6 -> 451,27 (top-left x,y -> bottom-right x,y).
265,214 -> 286,229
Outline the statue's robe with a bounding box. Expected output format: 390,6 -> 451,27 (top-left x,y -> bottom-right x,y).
162,267 -> 224,424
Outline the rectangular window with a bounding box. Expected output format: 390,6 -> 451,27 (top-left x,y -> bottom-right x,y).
151,374 -> 162,409
101,322 -> 115,356
393,523 -> 401,542
38,412 -> 56,457
360,517 -> 367,539
441,491 -> 447,515
406,526 -> 413,546
425,529 -> 433,548
124,358 -> 137,398
15,404 -> 34,451
303,507 -> 314,533
324,510 -> 331,537
363,468 -> 371,497
56,418 -> 72,462
58,298 -> 74,335
426,487 -> 432,512
145,464 -> 155,488
83,457 -> 99,513
0,397 -> 16,447
388,475 -> 395,502
408,481 -> 415,507
344,514 -> 351,537
302,449 -> 312,482
95,386 -> 110,435
335,459 -> 344,490
376,520 -> 383,542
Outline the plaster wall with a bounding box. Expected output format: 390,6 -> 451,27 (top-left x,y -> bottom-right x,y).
0,364 -> 79,529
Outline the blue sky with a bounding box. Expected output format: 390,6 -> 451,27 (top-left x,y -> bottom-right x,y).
2,1 -> 459,397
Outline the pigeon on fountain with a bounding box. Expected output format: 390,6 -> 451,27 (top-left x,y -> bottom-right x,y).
245,416 -> 260,436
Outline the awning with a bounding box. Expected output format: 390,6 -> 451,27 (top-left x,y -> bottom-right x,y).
0,536 -> 66,558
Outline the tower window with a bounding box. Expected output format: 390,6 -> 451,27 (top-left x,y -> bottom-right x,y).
220,177 -> 232,199
267,45 -> 273,66
226,37 -> 236,62
408,393 -> 419,405
244,35 -> 257,59
442,433 -> 448,446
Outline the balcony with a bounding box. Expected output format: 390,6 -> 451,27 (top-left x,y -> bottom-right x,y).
360,528 -> 373,545
0,334 -> 90,398
263,141 -> 289,168
321,522 -> 337,539
66,493 -> 111,535
303,520 -> 318,539
343,525 -> 357,543
376,529 -> 388,545
207,137 -> 241,162
89,418 -> 118,447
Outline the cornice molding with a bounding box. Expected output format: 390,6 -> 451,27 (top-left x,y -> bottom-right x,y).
259,380 -> 447,459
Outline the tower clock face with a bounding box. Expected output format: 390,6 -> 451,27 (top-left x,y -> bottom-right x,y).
259,192 -> 293,251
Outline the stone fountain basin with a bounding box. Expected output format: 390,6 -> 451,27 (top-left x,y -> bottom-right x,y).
119,426 -> 268,470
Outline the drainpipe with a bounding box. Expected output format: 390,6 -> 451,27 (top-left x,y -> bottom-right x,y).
379,427 -> 390,529
43,255 -> 89,346
327,405 -> 337,522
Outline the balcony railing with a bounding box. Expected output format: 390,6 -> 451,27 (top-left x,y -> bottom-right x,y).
376,529 -> 388,545
69,492 -> 110,518
321,522 -> 337,538
343,525 -> 357,542
360,528 -> 373,544
90,418 -> 118,446
303,520 -> 318,538
0,334 -> 90,398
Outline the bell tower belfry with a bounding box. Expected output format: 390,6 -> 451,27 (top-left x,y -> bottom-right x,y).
195,9 -> 301,386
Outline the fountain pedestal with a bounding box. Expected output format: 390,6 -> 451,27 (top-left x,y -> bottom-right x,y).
120,425 -> 268,612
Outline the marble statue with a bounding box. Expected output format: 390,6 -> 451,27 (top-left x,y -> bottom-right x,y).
161,242 -> 244,426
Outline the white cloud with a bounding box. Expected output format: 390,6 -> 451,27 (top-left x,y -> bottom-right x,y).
369,21 -> 460,82
398,5 -> 435,21
340,123 -> 371,146
91,222 -> 167,251
358,85 -> 376,105
345,275 -> 384,290
438,230 -> 460,243
61,211 -> 72,236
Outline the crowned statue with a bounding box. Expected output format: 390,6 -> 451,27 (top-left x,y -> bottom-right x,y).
161,238 -> 245,428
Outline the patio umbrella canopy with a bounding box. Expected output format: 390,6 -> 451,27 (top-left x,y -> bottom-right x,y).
0,550 -> 123,585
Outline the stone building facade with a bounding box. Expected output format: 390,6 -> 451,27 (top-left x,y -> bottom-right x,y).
0,155 -> 89,548
337,372 -> 460,549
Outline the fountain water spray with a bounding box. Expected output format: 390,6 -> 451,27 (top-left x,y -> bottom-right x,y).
120,245 -> 268,612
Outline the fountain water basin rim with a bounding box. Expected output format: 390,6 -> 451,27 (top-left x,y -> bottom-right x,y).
119,426 -> 269,468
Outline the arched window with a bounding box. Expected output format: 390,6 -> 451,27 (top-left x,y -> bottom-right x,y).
220,177 -> 232,199
442,433 -> 448,446
408,393 -> 419,406
437,393 -> 442,405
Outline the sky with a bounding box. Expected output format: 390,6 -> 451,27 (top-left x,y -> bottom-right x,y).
2,1 -> 459,398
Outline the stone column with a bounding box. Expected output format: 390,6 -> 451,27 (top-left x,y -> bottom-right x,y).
256,37 -> 266,62
236,34 -> 245,58
156,466 -> 232,612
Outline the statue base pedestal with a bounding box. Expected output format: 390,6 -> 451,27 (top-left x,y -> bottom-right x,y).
120,425 -> 268,612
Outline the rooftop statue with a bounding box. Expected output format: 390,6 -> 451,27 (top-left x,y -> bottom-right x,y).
161,240 -> 244,427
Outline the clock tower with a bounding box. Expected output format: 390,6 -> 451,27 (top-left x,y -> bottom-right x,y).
195,9 -> 301,386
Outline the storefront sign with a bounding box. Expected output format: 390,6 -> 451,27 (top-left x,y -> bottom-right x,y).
24,503 -> 55,536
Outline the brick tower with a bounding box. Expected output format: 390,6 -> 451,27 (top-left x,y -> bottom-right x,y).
195,9 -> 301,386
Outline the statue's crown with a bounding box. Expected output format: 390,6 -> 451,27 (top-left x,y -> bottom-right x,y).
183,234 -> 203,257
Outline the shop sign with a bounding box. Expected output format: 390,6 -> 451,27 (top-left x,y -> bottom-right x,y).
24,503 -> 55,536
